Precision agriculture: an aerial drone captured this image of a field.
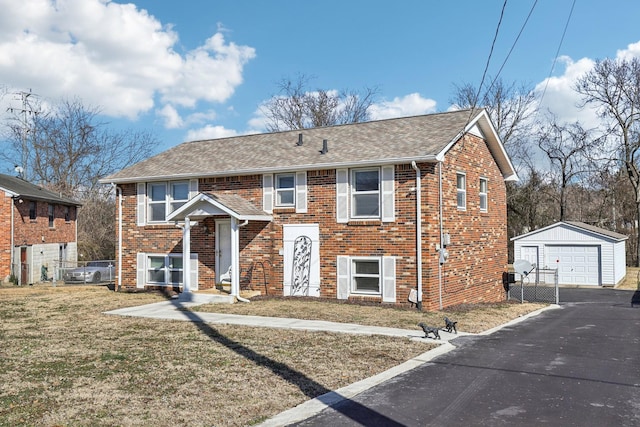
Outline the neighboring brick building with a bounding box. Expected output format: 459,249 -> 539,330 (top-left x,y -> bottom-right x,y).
101,109 -> 517,310
0,174 -> 81,285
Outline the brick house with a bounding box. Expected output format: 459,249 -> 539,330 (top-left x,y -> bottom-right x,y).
0,174 -> 81,285
101,109 -> 517,310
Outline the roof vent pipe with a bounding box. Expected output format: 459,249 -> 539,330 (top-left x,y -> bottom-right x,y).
297,133 -> 303,146
321,139 -> 328,154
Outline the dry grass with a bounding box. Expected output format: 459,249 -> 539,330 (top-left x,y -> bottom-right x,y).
616,267 -> 640,290
0,285 -> 545,427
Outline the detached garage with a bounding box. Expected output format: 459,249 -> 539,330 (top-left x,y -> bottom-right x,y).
512,221 -> 628,287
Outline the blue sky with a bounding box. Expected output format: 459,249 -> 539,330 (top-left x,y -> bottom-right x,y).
1,0 -> 640,166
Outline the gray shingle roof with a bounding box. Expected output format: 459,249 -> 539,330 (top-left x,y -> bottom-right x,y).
565,221 -> 628,241
0,174 -> 81,206
103,109 -> 514,183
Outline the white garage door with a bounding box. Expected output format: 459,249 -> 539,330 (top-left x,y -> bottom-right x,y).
546,245 -> 600,286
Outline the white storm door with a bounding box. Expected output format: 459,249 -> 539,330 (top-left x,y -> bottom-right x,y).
215,219 -> 232,282
283,224 -> 320,297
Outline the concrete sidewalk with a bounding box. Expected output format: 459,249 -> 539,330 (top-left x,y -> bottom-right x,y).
104,293 -> 463,342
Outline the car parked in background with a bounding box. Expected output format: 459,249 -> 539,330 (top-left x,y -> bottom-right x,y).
63,261 -> 115,284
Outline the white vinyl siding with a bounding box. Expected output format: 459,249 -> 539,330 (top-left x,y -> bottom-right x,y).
512,222 -> 627,287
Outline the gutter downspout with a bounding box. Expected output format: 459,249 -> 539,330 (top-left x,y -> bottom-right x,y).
411,161 -> 423,311
10,197 -> 14,281
114,184 -> 122,292
438,161 -> 444,310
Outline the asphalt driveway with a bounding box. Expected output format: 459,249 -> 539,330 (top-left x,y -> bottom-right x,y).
288,288 -> 640,426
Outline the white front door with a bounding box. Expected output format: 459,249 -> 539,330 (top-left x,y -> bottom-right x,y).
215,219 -> 231,282
283,224 -> 320,297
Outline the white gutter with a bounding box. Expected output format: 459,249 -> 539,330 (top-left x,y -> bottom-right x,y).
411,161 -> 423,310
438,161 -> 444,310
10,197 -> 14,280
115,184 -> 123,292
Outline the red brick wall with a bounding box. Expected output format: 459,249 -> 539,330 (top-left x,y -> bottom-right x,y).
117,132 -> 508,310
0,196 -> 77,280
0,194 -> 13,279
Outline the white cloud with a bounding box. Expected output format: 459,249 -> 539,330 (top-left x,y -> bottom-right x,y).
157,105 -> 183,129
369,93 -> 437,120
186,125 -> 237,141
535,56 -> 601,129
0,0 -> 254,122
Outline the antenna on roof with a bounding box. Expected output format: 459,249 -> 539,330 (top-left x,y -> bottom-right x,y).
14,165 -> 24,179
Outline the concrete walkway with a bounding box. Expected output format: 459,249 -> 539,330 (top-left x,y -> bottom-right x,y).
104,292 -> 465,342
104,293 -> 557,427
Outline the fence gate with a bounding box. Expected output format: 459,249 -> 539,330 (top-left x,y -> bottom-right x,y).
508,268 -> 559,304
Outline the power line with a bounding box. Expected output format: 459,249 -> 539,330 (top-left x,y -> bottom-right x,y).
6,89 -> 40,180
537,0 -> 576,110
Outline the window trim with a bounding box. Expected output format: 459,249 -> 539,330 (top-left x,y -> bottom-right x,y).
350,167 -> 381,219
146,253 -> 184,286
456,172 -> 467,210
479,177 -> 488,212
350,257 -> 381,295
274,173 -> 296,207
146,180 -> 190,223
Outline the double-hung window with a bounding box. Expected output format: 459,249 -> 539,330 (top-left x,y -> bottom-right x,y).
147,181 -> 189,222
147,254 -> 183,286
351,258 -> 381,294
479,177 -> 488,212
456,173 -> 466,210
351,168 -> 380,218
275,173 -> 295,207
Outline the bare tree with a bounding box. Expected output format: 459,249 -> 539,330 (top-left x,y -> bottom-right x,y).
575,57 -> 640,266
261,74 -> 379,132
450,77 -> 538,165
536,114 -> 601,221
3,97 -> 158,259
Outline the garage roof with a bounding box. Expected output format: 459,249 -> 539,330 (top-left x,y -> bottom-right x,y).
511,221 -> 628,242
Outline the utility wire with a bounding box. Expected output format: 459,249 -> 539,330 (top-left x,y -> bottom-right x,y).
537,0 -> 576,110
465,0 -> 508,129
486,0 -> 538,95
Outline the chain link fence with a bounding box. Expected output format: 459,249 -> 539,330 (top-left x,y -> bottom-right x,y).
56,260 -> 116,284
506,268 -> 559,304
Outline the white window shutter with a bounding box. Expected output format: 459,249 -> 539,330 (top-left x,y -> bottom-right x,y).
336,169 -> 349,223
381,165 -> 395,222
190,253 -> 198,289
136,183 -> 146,226
263,174 -> 273,213
382,256 -> 396,302
295,171 -> 307,213
189,179 -> 198,199
136,252 -> 146,289
337,256 -> 350,299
